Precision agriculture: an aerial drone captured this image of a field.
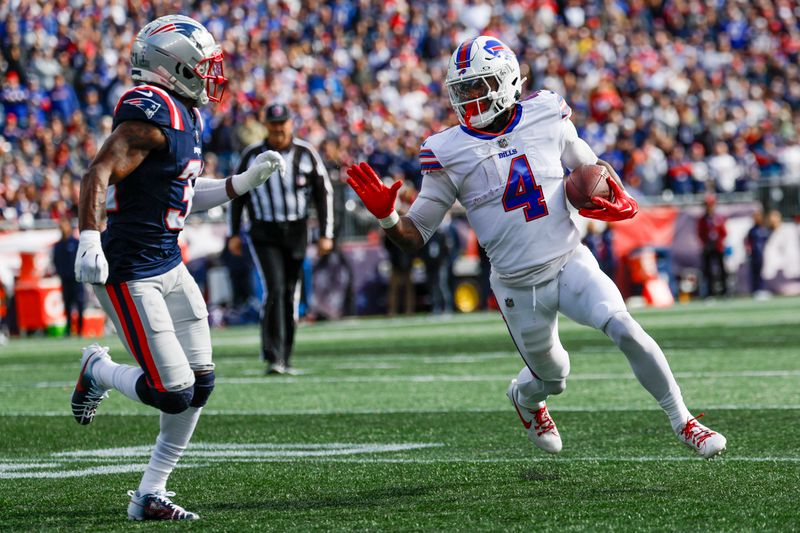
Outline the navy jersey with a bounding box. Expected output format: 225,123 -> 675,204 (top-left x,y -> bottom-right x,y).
103,84 -> 204,283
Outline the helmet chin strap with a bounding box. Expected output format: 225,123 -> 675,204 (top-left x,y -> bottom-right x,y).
465,102 -> 516,133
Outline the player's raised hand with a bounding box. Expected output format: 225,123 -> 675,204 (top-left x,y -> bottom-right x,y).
74,230 -> 109,284
231,150 -> 286,195
346,162 -> 402,220
579,178 -> 639,222
250,150 -> 286,185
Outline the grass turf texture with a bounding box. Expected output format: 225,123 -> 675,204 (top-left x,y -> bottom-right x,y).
0,296 -> 799,531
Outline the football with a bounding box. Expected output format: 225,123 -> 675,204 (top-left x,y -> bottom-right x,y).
565,164 -> 612,209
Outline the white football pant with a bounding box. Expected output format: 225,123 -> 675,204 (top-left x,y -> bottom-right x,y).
493,244 -> 687,426
94,263 -> 214,393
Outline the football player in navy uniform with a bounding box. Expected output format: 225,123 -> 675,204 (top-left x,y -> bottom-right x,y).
70,15 -> 284,520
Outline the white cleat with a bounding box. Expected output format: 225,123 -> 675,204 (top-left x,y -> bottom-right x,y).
127,490 -> 199,520
70,344 -> 111,425
677,414 -> 727,459
507,379 -> 562,454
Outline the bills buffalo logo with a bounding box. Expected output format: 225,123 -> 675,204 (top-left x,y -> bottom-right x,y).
483,39 -> 510,59
124,98 -> 162,119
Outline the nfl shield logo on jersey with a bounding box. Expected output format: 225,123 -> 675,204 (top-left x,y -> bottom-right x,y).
498,138 -> 509,148
504,297 -> 515,308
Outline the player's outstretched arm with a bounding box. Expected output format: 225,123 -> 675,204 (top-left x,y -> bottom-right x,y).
191,151 -> 285,212
383,217 -> 426,252
346,162 -> 425,252
76,120 -> 166,283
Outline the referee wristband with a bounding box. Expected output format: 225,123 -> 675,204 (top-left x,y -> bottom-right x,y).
379,211 -> 400,229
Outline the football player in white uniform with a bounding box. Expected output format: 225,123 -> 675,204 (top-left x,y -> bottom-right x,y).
346,36 -> 726,459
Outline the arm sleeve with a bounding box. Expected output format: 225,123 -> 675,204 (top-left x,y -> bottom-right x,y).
560,119 -> 598,172
307,148 -> 335,239
405,170 -> 458,244
191,177 -> 230,213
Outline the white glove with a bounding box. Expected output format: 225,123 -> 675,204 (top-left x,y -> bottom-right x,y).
74,230 -> 109,284
230,150 -> 285,195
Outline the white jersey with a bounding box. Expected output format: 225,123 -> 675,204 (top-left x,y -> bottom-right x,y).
406,90 -> 598,286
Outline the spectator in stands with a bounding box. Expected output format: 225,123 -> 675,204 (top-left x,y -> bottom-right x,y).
732,137 -> 759,192
689,142 -> 711,193
697,195 -> 728,298
1,71 -> 28,126
48,74 -> 79,121
666,144 -> 694,195
0,0 -> 800,231
52,217 -> 84,336
708,141 -> 739,194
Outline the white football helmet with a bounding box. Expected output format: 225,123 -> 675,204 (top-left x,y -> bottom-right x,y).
445,36 -> 525,129
131,15 -> 227,105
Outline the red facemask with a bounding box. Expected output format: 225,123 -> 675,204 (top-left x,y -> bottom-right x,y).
195,51 -> 227,103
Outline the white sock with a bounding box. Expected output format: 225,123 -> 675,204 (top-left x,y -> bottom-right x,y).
91,356 -> 144,404
514,366 -> 547,408
604,313 -> 691,432
138,407 -> 202,495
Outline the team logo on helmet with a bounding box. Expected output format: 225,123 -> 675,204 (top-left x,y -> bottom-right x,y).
124,98 -> 162,120
146,21 -> 201,39
483,39 -> 511,60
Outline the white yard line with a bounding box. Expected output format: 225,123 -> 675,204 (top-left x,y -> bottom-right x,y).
2,431 -> 799,480
2,456 -> 799,479
8,368 -> 800,390
53,442 -> 443,459
185,456 -> 800,464
0,463 -> 148,479
3,404 -> 800,418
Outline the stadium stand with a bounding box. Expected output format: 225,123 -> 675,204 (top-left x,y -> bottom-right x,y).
0,0 -> 799,232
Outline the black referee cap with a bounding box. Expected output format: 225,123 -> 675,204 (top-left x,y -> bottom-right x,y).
265,103 -> 290,122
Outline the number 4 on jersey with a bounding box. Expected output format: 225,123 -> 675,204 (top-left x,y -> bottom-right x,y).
502,155 -> 548,221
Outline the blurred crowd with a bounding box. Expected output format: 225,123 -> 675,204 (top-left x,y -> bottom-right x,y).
1,0 -> 800,229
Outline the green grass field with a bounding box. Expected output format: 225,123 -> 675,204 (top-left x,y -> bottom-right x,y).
1,297 -> 799,531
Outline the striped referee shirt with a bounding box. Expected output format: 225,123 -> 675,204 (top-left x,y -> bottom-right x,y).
228,138 -> 334,238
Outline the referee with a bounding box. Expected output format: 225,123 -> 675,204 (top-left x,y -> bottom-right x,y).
229,103 -> 334,374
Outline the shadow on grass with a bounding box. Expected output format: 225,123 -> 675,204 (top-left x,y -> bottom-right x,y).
204,484 -> 435,512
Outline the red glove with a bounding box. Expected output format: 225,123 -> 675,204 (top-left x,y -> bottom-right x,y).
579,178 -> 639,222
346,162 -> 402,219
